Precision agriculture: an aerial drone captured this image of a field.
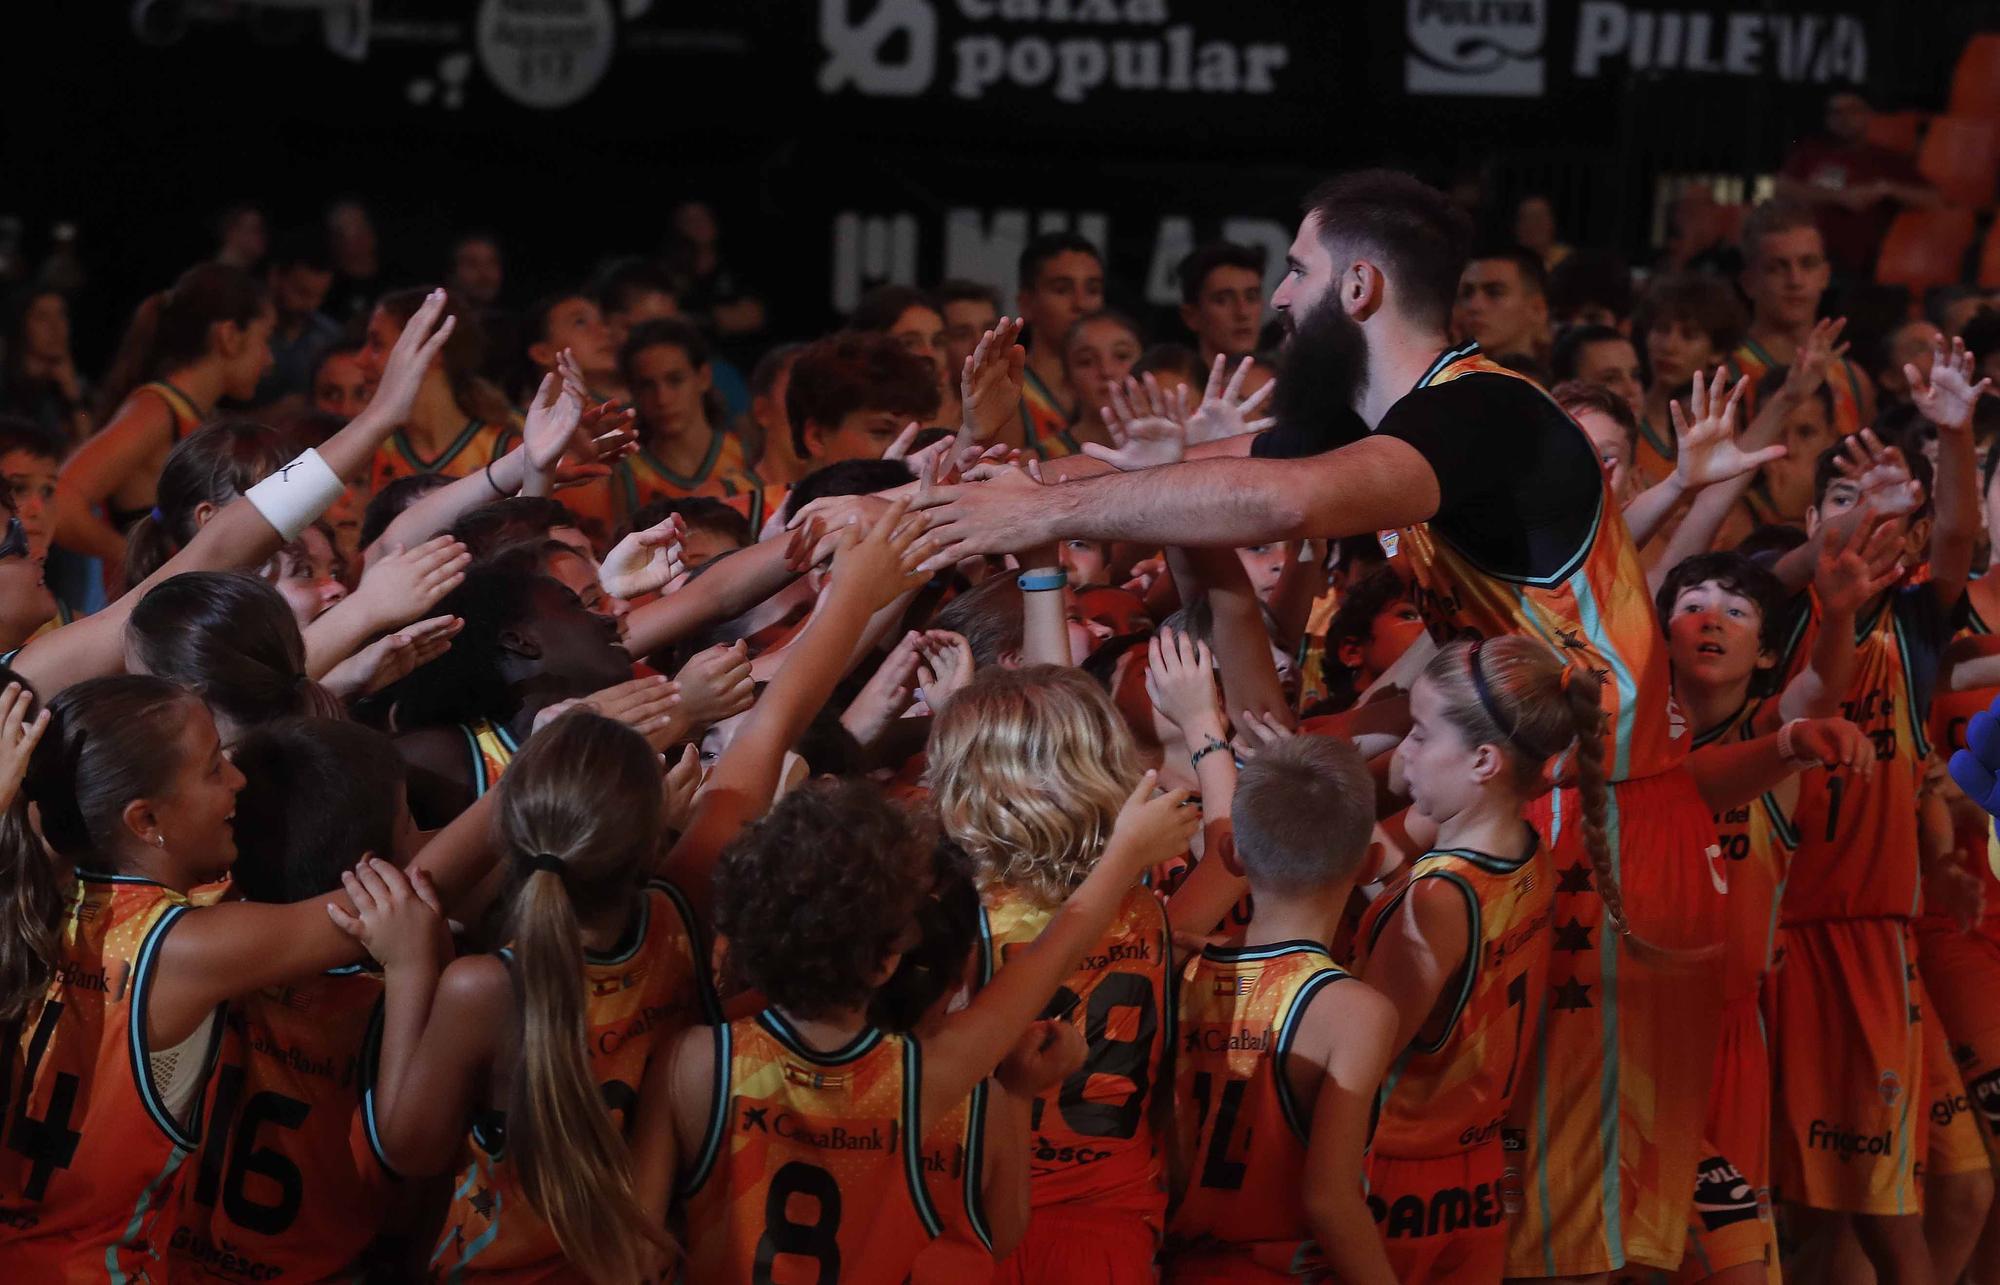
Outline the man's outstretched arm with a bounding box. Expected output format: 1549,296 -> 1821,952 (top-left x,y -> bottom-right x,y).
919,434 -> 1441,561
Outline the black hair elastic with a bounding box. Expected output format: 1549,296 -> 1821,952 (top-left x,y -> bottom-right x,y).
516,851 -> 567,879
1468,640 -> 1533,755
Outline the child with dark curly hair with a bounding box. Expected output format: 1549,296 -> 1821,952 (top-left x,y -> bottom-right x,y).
640,769 -> 1195,1282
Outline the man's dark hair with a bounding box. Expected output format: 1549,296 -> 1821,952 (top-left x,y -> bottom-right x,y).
1018,232 -> 1102,292
451,495 -> 579,560
0,414 -> 64,465
1655,551 -> 1789,656
1632,274 -> 1749,359
848,284 -> 938,333
525,288 -> 591,348
360,473 -> 453,551
1741,199 -> 1821,262
938,279 -> 1002,312
629,495 -> 752,549
231,718 -> 407,903
1547,249 -> 1634,325
594,258 -> 679,317
1304,170 -> 1473,331
1550,324 -> 1629,382
1134,342 -> 1202,382
267,226 -> 332,274
781,459 -> 915,524
1470,244 -> 1550,297
784,332 -> 941,457
619,316 -> 711,386
1177,242 -> 1265,306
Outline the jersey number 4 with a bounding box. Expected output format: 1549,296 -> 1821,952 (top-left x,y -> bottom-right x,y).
0,1001 -> 84,1200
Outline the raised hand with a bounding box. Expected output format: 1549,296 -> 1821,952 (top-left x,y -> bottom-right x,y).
1834,429 -> 1923,516
1083,374 -> 1188,472
1185,355 -> 1277,445
881,421 -> 924,461
0,683 -> 49,815
325,857 -> 448,968
1100,770 -> 1199,873
1670,368 -> 1784,491
841,629 -> 925,745
558,674 -> 683,749
673,641 -> 755,731
828,496 -> 932,609
348,535 -> 472,632
600,515 -> 685,600
366,289 -> 457,429
960,318 -> 1027,445
1909,335 -> 1992,432
1779,317 -> 1848,407
1144,627 -> 1222,737
322,613 -> 463,700
521,353 -> 589,477
661,742 -> 702,834
1813,508 -> 1903,617
915,630 -> 975,710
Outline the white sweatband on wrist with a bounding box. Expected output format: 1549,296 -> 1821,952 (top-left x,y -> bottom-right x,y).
245,449 -> 344,542
1776,718 -> 1813,767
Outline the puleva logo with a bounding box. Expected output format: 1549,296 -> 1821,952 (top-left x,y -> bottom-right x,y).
1405,0 -> 1546,97
819,0 -> 939,97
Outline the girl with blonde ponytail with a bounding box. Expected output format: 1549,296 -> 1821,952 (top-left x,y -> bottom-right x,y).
339,710 -> 717,1283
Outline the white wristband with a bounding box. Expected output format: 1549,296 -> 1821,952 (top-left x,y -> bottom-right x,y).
1776,718 -> 1813,767
245,449 -> 344,542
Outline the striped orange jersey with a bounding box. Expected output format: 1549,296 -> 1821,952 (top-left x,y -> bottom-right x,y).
1166,940 -> 1352,1276
976,884 -> 1170,1221
571,432 -> 772,541
906,1084 -> 999,1284
0,872 -> 223,1282
1780,587 -> 1952,923
677,1010 -> 945,1283
135,379 -> 205,441
1731,338 -> 1868,440
431,882 -> 716,1280
1019,369 -> 1080,461
459,717 -> 520,801
1927,606 -> 2000,924
169,966 -> 392,1282
365,418 -> 518,497
1386,346 -> 1687,784
1695,697 -> 1800,1001
1632,414 -> 1676,489
1356,837 -> 1554,1158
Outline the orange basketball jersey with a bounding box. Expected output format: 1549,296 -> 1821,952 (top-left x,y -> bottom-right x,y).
906,1084 -> 999,1283
1780,589 -> 1948,923
365,418 -> 518,497
677,1010 -> 945,1284
1694,697 -> 1799,1002
976,884 -> 1170,1220
1166,940 -> 1351,1277
1387,346 -> 1686,785
1357,837 -> 1554,1159
1019,369 -> 1080,461
431,882 -> 716,1280
0,872 -> 223,1282
459,717 -> 519,801
169,966 -> 393,1282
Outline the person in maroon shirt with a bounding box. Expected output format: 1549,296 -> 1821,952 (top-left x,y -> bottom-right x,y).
1777,92 -> 1939,277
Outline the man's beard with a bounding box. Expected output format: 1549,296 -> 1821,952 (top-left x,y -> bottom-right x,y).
1273,298 -> 1371,448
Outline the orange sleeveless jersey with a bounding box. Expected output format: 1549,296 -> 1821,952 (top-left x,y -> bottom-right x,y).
431,882 -> 717,1280
1357,839 -> 1554,1158
169,966 -> 393,1282
137,380 -> 204,441
1386,346 -> 1686,785
365,418 -> 519,497
1019,370 -> 1080,461
0,872 -> 223,1282
1695,698 -> 1799,1002
1927,608 -> 2000,924
1166,940 -> 1351,1276
562,433 -> 771,547
1731,340 -> 1867,440
677,1009 -> 946,1283
1779,590 -> 1946,923
907,1084 -> 999,1283
459,717 -> 519,801
976,884 -> 1170,1220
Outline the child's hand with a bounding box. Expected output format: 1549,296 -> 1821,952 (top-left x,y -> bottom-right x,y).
673,641 -> 754,731
0,684 -> 49,816
995,1019 -> 1087,1097
1928,858 -> 1987,934
1833,429 -> 1923,517
1813,512 -> 1904,618
661,742 -> 702,834
560,675 -> 683,750
326,857 -> 447,969
1909,335 -> 1992,433
600,515 -> 685,601
915,630 -> 975,711
842,630 -> 925,744
1103,770 -> 1199,872
1791,717 -> 1874,777
828,496 -> 931,610
1234,708 -> 1298,758
1145,627 -> 1222,740
348,535 -> 471,632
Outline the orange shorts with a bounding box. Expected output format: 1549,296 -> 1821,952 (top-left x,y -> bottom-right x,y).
909,1234 -> 996,1285
994,1205 -> 1157,1285
1368,1147 -> 1509,1284
1673,997 -> 1779,1283
1507,768 -> 1727,1277
1769,919 -> 1925,1215
1920,977 -> 1992,1180
1918,922 -> 2000,1146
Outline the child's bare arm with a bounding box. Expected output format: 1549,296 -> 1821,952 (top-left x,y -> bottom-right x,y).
1299,979 -> 1400,1285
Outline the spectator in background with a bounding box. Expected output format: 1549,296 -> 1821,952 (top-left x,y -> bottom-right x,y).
524,288 -> 621,404
447,231 -> 505,309
1551,323 -> 1643,422
1731,199 -> 1876,434
1777,91 -> 1938,279
784,330 -> 939,468
1930,285 -> 1996,339
849,284 -> 957,428
1453,245 -> 1549,363
1512,194 -> 1572,270
663,200 -> 767,354
1,286 -> 91,440
939,279 -> 1002,384
1061,310 -> 1141,449
1547,249 -> 1633,332
256,228 -> 340,406
212,202 -> 268,271
324,198 -> 382,322
1630,273 -> 1747,486
1553,378 -> 1641,507
1134,342 -> 1203,403
1177,241 -> 1267,367
310,343 -> 371,422
1874,317 -> 1944,413
738,342 -> 808,491
1659,184 -> 1744,278
1015,232 -> 1106,458
596,259 -> 679,355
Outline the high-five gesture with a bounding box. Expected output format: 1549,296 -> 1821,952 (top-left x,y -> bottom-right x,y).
519,350 -> 589,494
362,288 -> 457,430
961,318 -> 1027,446
1814,508 -> 1904,617
1908,335 -> 1992,432
1185,355 -> 1277,445
1083,373 -> 1189,472
1669,367 -> 1783,491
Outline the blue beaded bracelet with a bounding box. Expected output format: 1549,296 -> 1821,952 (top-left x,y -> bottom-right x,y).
1018,570 -> 1067,592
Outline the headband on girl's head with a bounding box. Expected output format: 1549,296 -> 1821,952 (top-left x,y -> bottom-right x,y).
1468,640 -> 1536,756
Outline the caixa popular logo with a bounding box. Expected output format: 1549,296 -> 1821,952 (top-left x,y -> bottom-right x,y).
1405,0 -> 1547,97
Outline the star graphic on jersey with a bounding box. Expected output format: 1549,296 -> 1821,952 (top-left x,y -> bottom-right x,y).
1556,861 -> 1595,895
1184,1029 -> 1201,1053
470,1186 -> 497,1219
1553,977 -> 1593,1011
1956,1042 -> 1978,1068
741,1106 -> 769,1133
1910,1004 -> 1923,1026
1552,917 -> 1594,954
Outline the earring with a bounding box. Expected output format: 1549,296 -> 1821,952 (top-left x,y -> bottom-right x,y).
154,835 -> 165,848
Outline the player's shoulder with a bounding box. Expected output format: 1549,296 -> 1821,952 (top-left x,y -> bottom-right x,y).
1291,968 -> 1395,1064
